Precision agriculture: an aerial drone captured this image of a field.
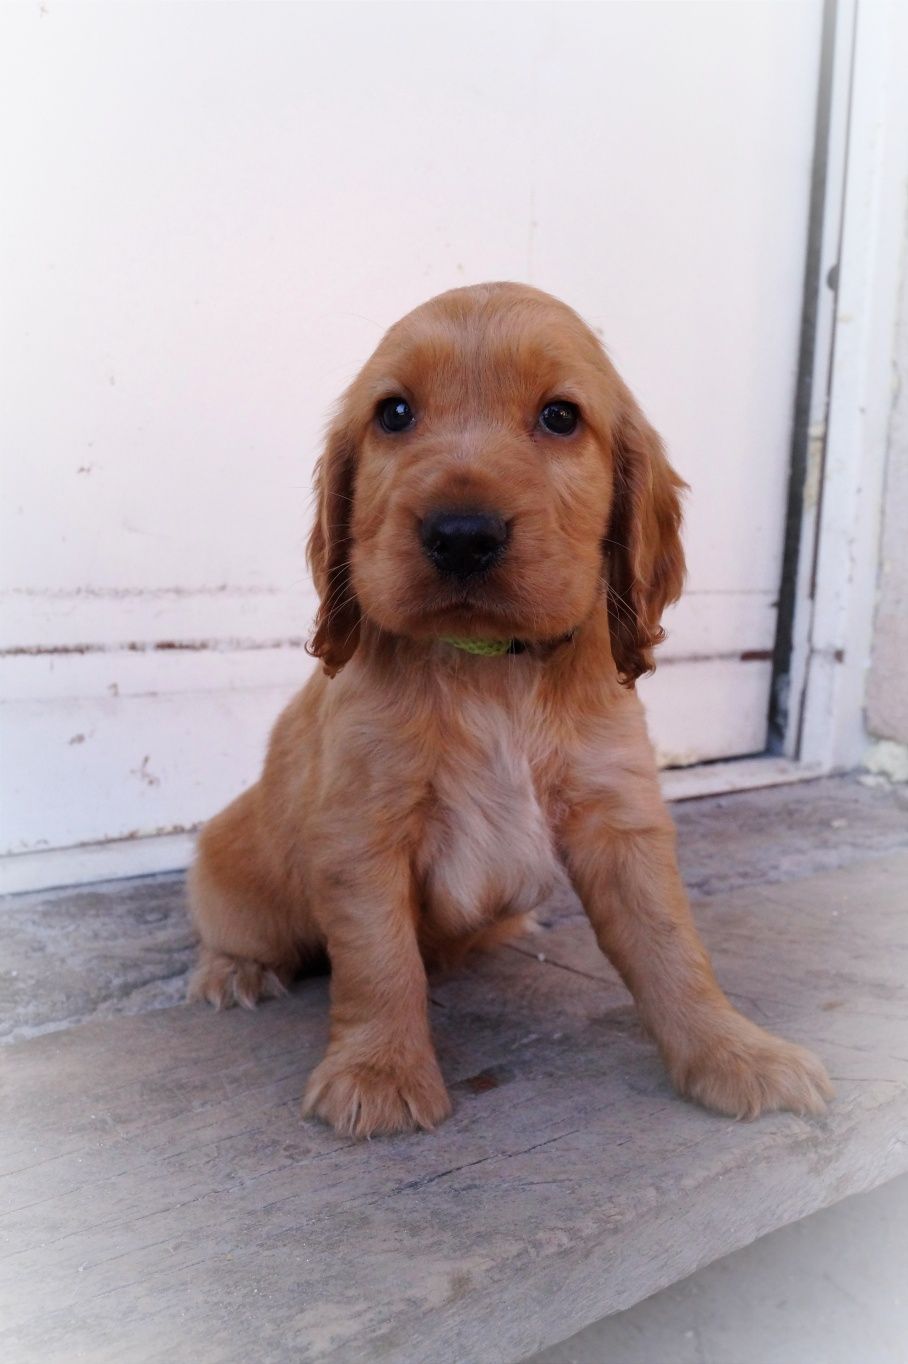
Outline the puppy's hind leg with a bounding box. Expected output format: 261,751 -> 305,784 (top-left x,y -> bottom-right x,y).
188,787 -> 322,1010
189,947 -> 291,1012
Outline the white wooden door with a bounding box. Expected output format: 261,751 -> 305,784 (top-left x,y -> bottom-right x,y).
0,1 -> 824,863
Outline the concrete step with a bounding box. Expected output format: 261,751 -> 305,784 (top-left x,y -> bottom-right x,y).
2,835 -> 907,1363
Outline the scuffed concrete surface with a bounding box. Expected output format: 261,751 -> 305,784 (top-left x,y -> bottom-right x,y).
673,773 -> 908,899
1,774 -> 906,1045
0,876 -> 193,1043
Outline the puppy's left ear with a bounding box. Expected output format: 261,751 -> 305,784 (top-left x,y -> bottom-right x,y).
605,391 -> 687,686
306,413 -> 361,677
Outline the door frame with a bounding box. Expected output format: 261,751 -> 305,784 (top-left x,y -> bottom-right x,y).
669,0 -> 907,798
784,0 -> 908,774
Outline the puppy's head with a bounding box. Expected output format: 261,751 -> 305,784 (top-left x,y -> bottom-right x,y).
307,282 -> 685,682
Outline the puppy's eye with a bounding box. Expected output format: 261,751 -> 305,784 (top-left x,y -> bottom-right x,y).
539,400 -> 579,436
378,396 -> 415,433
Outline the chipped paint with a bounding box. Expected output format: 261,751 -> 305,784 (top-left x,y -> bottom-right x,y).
131,756 -> 161,788
1,636 -> 309,658
659,650 -> 774,667
803,419 -> 826,510
0,585 -> 283,600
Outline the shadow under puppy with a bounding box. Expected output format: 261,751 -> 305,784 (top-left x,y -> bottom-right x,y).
188,282 -> 832,1138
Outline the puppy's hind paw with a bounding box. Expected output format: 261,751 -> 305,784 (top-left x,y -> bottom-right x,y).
188,950 -> 289,1011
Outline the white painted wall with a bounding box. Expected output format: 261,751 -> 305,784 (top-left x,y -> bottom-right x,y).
0,0 -> 823,863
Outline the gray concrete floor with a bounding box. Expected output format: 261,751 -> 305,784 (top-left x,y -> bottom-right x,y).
530,1172 -> 908,1364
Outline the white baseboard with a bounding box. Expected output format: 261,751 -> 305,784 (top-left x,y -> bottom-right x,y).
0,756 -> 826,898
660,755 -> 824,802
0,830 -> 197,897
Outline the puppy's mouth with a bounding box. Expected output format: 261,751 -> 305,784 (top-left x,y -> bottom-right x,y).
422,581 -> 507,617
412,570 -> 528,639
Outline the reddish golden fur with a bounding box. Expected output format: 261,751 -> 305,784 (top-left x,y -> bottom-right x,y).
189,283 -> 832,1137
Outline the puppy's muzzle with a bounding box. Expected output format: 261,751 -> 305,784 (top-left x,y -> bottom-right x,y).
420,511 -> 507,579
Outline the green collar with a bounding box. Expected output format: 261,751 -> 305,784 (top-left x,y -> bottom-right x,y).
440,636 -> 516,657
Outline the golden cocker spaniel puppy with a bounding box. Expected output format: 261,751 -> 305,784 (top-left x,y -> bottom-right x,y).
189,282 -> 832,1137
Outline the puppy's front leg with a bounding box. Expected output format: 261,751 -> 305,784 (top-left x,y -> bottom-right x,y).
302,853 -> 451,1138
562,792 -> 832,1119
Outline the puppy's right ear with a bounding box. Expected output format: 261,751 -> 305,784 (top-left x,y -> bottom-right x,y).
306,413 -> 361,677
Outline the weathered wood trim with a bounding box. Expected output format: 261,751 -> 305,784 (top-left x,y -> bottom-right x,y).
2,854 -> 906,1362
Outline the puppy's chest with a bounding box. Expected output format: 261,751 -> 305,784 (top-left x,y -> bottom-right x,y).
415,705 -> 562,930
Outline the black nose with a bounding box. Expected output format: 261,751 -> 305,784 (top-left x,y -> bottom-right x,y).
420,511 -> 508,579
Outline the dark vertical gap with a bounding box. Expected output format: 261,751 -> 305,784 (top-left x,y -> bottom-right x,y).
768,0 -> 840,754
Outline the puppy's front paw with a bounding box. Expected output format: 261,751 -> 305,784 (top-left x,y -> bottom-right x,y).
669,1015 -> 833,1120
188,949 -> 289,1011
302,1049 -> 452,1138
